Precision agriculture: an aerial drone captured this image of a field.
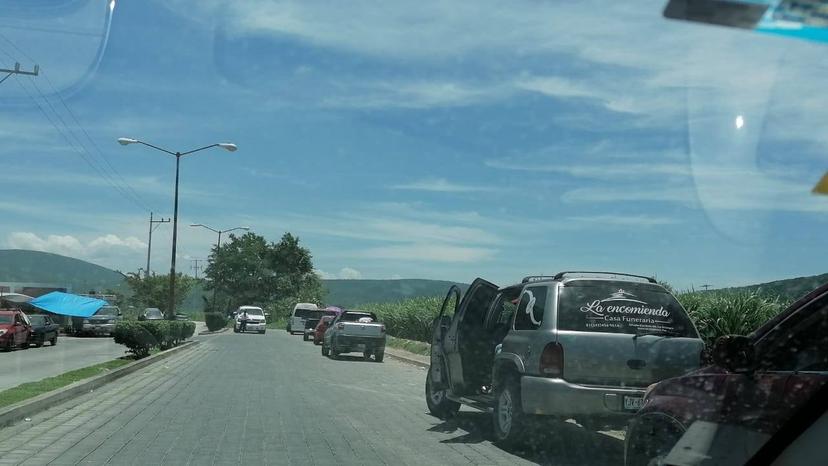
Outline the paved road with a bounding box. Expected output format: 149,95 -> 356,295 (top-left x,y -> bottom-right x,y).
0,331 -> 624,465
0,322 -> 209,391
0,337 -> 127,391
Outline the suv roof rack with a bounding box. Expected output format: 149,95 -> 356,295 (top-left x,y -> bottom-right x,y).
521,275 -> 558,284
552,271 -> 657,284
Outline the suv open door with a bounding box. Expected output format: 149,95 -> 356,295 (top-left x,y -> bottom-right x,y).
427,278 -> 498,418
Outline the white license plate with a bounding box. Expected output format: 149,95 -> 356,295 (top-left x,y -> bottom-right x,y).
624,396 -> 644,411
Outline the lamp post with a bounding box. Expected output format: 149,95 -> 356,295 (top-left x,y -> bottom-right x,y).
190,224 -> 249,309
117,138 -> 237,319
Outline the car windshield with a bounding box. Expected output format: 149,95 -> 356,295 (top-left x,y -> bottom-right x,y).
2,1 -> 826,464
0,315 -> 12,324
95,307 -> 118,316
27,315 -> 46,325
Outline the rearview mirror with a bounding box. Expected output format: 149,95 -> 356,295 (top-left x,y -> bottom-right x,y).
712,335 -> 756,373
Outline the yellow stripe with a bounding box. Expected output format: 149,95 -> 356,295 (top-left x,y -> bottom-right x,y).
813,171 -> 828,196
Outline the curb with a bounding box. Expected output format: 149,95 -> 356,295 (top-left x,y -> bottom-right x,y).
385,348 -> 429,368
0,340 -> 199,429
198,327 -> 229,336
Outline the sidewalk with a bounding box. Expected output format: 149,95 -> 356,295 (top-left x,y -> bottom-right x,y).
384,346 -> 428,368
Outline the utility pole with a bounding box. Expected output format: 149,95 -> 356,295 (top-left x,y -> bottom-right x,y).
146,212 -> 170,278
0,62 -> 39,85
191,259 -> 205,279
701,284 -> 712,291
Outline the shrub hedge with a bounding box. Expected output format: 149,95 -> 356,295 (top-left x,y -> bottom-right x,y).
204,312 -> 227,332
113,320 -> 197,358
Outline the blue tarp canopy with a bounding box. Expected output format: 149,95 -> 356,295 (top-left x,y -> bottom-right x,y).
29,291 -> 107,318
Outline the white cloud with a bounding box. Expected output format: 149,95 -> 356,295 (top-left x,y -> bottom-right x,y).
390,178 -> 499,193
338,267 -> 362,280
323,81 -> 507,109
354,243 -> 496,263
565,215 -> 682,227
5,232 -> 147,269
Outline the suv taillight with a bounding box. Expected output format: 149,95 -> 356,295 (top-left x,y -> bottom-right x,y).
337,323 -> 345,330
539,342 -> 564,378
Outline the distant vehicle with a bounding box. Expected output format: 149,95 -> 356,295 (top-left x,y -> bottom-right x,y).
174,313 -> 191,321
287,302 -> 319,335
425,272 -> 704,446
624,281 -> 828,466
314,315 -> 336,345
138,308 -> 164,321
322,310 -> 386,362
72,305 -> 122,337
303,307 -> 342,341
0,310 -> 31,350
27,314 -> 59,347
233,306 -> 267,334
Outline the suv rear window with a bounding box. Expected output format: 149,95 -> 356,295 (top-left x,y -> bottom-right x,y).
294,309 -> 315,318
557,281 -> 697,337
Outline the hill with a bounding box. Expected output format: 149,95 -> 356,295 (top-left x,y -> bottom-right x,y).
724,272 -> 828,302
322,279 -> 465,308
0,249 -> 128,293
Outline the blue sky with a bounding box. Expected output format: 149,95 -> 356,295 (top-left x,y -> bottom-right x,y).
0,0 -> 826,289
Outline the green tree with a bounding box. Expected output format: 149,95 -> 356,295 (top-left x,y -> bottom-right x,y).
203,232 -> 325,315
124,273 -> 196,318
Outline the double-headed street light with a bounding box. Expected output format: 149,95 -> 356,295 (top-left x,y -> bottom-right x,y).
190,224 -> 250,309
118,137 -> 238,319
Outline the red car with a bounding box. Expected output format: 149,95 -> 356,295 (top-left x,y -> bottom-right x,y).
624,282 -> 828,465
0,310 -> 32,351
313,315 -> 336,345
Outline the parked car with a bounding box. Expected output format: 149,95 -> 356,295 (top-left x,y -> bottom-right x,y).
303,307 -> 342,341
72,305 -> 122,336
314,315 -> 336,345
287,302 -> 319,334
0,309 -> 32,350
624,281 -> 828,466
322,310 -> 386,361
425,272 -> 705,446
27,313 -> 59,347
138,308 -> 164,321
233,306 -> 267,334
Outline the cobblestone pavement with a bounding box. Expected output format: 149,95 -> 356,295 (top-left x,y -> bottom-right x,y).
0,331 -> 623,465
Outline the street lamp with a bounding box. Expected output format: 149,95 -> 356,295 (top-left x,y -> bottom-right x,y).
118,137 -> 238,319
190,224 -> 249,309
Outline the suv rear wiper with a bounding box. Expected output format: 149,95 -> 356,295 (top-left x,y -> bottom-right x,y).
633,329 -> 682,340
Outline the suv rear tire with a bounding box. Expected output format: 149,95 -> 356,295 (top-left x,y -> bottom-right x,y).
303,333 -> 309,341
492,376 -> 526,446
374,350 -> 384,363
425,370 -> 459,419
322,345 -> 330,357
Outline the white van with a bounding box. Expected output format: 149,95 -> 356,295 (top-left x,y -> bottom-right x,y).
287,302 -> 319,335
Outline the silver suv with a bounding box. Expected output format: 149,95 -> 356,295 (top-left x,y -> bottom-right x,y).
426,272 -> 704,446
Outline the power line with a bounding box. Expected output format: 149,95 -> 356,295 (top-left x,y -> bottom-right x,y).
0,35 -> 154,213
10,75 -> 151,213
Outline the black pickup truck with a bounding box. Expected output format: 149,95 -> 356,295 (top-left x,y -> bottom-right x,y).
27,313 -> 59,347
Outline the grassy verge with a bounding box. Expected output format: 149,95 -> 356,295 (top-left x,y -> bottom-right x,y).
386,335 -> 430,357
267,318 -> 287,330
0,359 -> 132,409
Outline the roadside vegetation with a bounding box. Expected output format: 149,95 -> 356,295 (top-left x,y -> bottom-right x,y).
363,288 -> 794,349
112,320 -> 196,358
0,359 -> 130,409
